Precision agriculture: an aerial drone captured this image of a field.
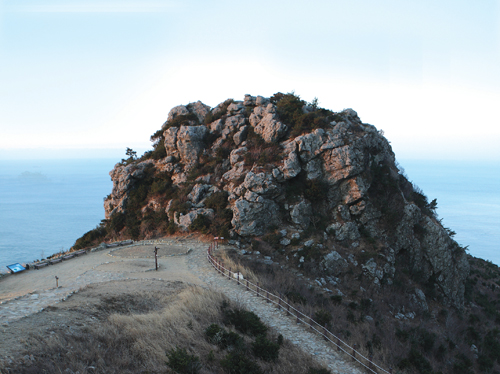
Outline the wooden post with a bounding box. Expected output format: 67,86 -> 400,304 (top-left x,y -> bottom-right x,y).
369,354 -> 373,370
229,267 -> 231,280
296,310 -> 300,324
287,303 -> 290,316
278,296 -> 281,310
310,314 -> 314,330
246,279 -> 249,291
237,271 -> 240,285
352,344 -> 357,361
323,324 -> 328,340
257,282 -> 259,297
55,276 -> 59,288
337,337 -> 341,351
154,246 -> 158,271
266,290 -> 270,303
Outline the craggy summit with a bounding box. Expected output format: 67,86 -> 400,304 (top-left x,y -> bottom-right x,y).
97,93 -> 469,309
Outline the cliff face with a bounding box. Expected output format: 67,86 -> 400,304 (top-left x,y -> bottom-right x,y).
103,93 -> 469,307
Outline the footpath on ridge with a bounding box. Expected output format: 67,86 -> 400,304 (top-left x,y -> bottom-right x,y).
0,237 -> 362,374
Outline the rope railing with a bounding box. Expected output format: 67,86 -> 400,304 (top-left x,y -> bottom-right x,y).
206,241 -> 392,374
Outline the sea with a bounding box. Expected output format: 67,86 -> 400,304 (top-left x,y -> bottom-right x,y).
0,158 -> 498,271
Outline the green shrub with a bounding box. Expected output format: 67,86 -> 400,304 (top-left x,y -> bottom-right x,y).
251,335 -> 280,362
308,368 -> 331,374
108,212 -> 126,233
189,214 -> 211,234
330,295 -> 342,305
167,220 -> 178,235
286,290 -> 307,305
262,232 -> 280,247
166,346 -> 201,374
452,353 -> 473,374
314,309 -> 332,326
224,308 -> 267,336
205,191 -> 229,211
166,112 -> 199,128
269,92 -> 333,138
73,225 -> 106,250
220,352 -> 262,374
205,324 -> 245,351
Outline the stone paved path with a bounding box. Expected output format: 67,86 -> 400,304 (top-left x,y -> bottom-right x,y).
0,238 -> 364,374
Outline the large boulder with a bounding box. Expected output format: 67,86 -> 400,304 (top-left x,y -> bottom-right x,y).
176,125 -> 208,165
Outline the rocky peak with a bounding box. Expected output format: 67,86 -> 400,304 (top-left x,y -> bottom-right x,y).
103,92 -> 469,308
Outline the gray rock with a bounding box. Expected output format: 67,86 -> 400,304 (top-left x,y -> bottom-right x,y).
304,240 -> 314,247
167,105 -> 190,123
187,184 -> 210,204
322,251 -> 348,275
281,152 -> 302,180
233,126 -> 248,145
176,125 -> 208,165
291,200 -> 312,229
174,208 -> 214,230
280,238 -> 291,246
231,197 -> 280,236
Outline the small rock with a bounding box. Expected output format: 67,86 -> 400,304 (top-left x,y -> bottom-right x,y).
280,238 -> 291,246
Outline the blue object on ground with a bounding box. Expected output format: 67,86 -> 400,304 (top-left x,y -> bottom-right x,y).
6,263 -> 26,273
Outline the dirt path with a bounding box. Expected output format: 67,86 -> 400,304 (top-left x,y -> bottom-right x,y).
0,236 -> 363,374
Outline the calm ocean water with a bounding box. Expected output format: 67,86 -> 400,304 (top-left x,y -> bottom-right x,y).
0,158 -> 498,271
0,159 -> 116,271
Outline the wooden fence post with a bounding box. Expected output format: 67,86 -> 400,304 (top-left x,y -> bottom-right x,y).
337,337 -> 341,351
237,271 -> 240,285
246,279 -> 249,291
352,344 -> 357,361
323,324 -> 328,340
257,282 -> 259,297
266,290 -> 270,303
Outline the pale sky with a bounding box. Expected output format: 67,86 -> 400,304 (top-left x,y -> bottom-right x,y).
1,0 -> 499,160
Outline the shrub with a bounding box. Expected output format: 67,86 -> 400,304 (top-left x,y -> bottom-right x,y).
220,352 -> 262,374
224,308 -> 268,336
189,214 -> 211,234
252,335 -> 280,362
73,225 -> 106,250
269,92 -> 333,137
205,191 -> 229,211
308,368 -> 331,374
314,309 -> 332,327
166,346 -> 201,374
330,295 -> 342,305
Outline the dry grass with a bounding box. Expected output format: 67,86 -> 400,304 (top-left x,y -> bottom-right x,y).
214,248 -> 260,283
4,283 -> 327,374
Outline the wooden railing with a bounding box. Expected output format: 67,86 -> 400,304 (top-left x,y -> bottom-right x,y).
206,241 -> 392,374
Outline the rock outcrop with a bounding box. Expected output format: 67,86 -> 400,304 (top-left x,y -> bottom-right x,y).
104,93 -> 469,307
